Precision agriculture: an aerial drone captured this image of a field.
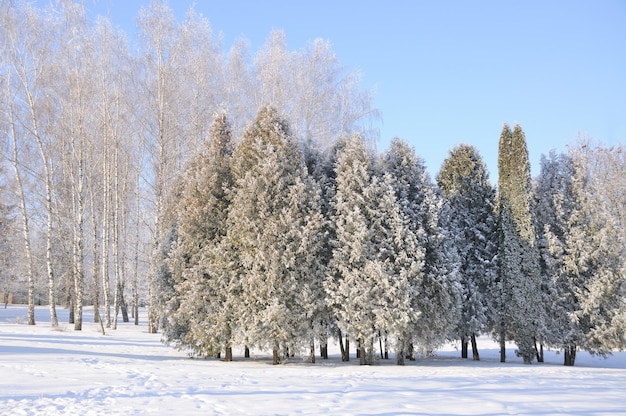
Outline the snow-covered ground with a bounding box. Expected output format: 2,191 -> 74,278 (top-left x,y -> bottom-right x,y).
1,305 -> 625,415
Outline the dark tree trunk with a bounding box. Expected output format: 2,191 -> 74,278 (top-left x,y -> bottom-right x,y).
535,340 -> 544,363
93,289 -> 100,323
121,293 -> 129,323
321,343 -> 328,359
244,346 -> 250,358
68,297 -> 75,324
272,346 -> 280,365
384,335 -> 389,360
406,342 -> 415,361
339,330 -> 346,361
564,345 -> 576,366
225,346 -> 233,362
309,339 -> 316,364
461,336 -> 469,359
339,331 -> 350,361
471,333 -> 480,361
499,328 -> 506,363
65,273 -> 72,309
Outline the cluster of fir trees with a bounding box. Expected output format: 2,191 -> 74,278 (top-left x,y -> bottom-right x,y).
496,124 -> 625,366
533,147 -> 626,366
158,108 -> 625,366
158,107 -> 493,365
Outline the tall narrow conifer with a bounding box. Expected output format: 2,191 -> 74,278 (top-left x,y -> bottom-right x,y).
496,123 -> 542,363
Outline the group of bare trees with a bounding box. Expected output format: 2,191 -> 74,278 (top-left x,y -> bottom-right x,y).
0,0 -> 378,330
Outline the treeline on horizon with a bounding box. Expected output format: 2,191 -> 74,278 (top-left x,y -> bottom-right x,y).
0,1 -> 624,367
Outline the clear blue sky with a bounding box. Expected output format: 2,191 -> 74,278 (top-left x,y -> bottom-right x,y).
76,0 -> 625,181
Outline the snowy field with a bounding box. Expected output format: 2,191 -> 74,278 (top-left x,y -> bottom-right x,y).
1,306 -> 625,415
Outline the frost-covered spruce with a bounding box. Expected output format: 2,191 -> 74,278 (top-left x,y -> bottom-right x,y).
303,146 -> 338,361
496,124 -> 542,364
398,158 -> 461,357
326,134 -> 376,364
163,113 -> 235,358
328,135 -> 420,365
381,139 -> 460,360
437,144 -> 498,361
534,151 -> 576,363
368,171 -> 423,365
381,139 -> 462,362
226,107 -> 325,364
554,147 -> 626,365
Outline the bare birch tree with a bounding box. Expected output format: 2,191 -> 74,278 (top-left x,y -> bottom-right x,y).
1,2 -> 61,325
137,1 -> 223,332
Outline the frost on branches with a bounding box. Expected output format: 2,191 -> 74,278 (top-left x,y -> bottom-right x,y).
157,113 -> 623,367
437,144 -> 498,361
496,124 -> 542,364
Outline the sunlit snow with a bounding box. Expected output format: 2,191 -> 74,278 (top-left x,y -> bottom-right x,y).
1,306 -> 625,415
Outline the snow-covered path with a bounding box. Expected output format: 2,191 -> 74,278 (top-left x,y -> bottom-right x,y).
1,306 -> 625,415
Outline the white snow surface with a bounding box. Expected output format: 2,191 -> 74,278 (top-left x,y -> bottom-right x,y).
1,306 -> 625,415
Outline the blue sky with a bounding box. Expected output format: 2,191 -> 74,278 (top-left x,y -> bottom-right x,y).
77,0 -> 625,181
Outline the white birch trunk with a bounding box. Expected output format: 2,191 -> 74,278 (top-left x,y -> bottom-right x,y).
132,171 -> 141,326
8,55 -> 59,326
101,138 -> 111,328
113,145 -> 121,330
73,137 -> 86,331
89,183 -> 101,323
6,74 -> 36,326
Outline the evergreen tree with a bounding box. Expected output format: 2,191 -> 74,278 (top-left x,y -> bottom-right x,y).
162,113 -> 235,358
367,171 -> 422,365
327,135 -> 421,365
534,150 -> 575,363
303,146 -> 337,361
496,123 -> 542,363
227,107 -> 324,364
326,134 -> 377,365
437,144 -> 498,360
153,197 -> 181,343
555,148 -> 626,364
417,189 -> 462,355
382,138 -> 460,360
